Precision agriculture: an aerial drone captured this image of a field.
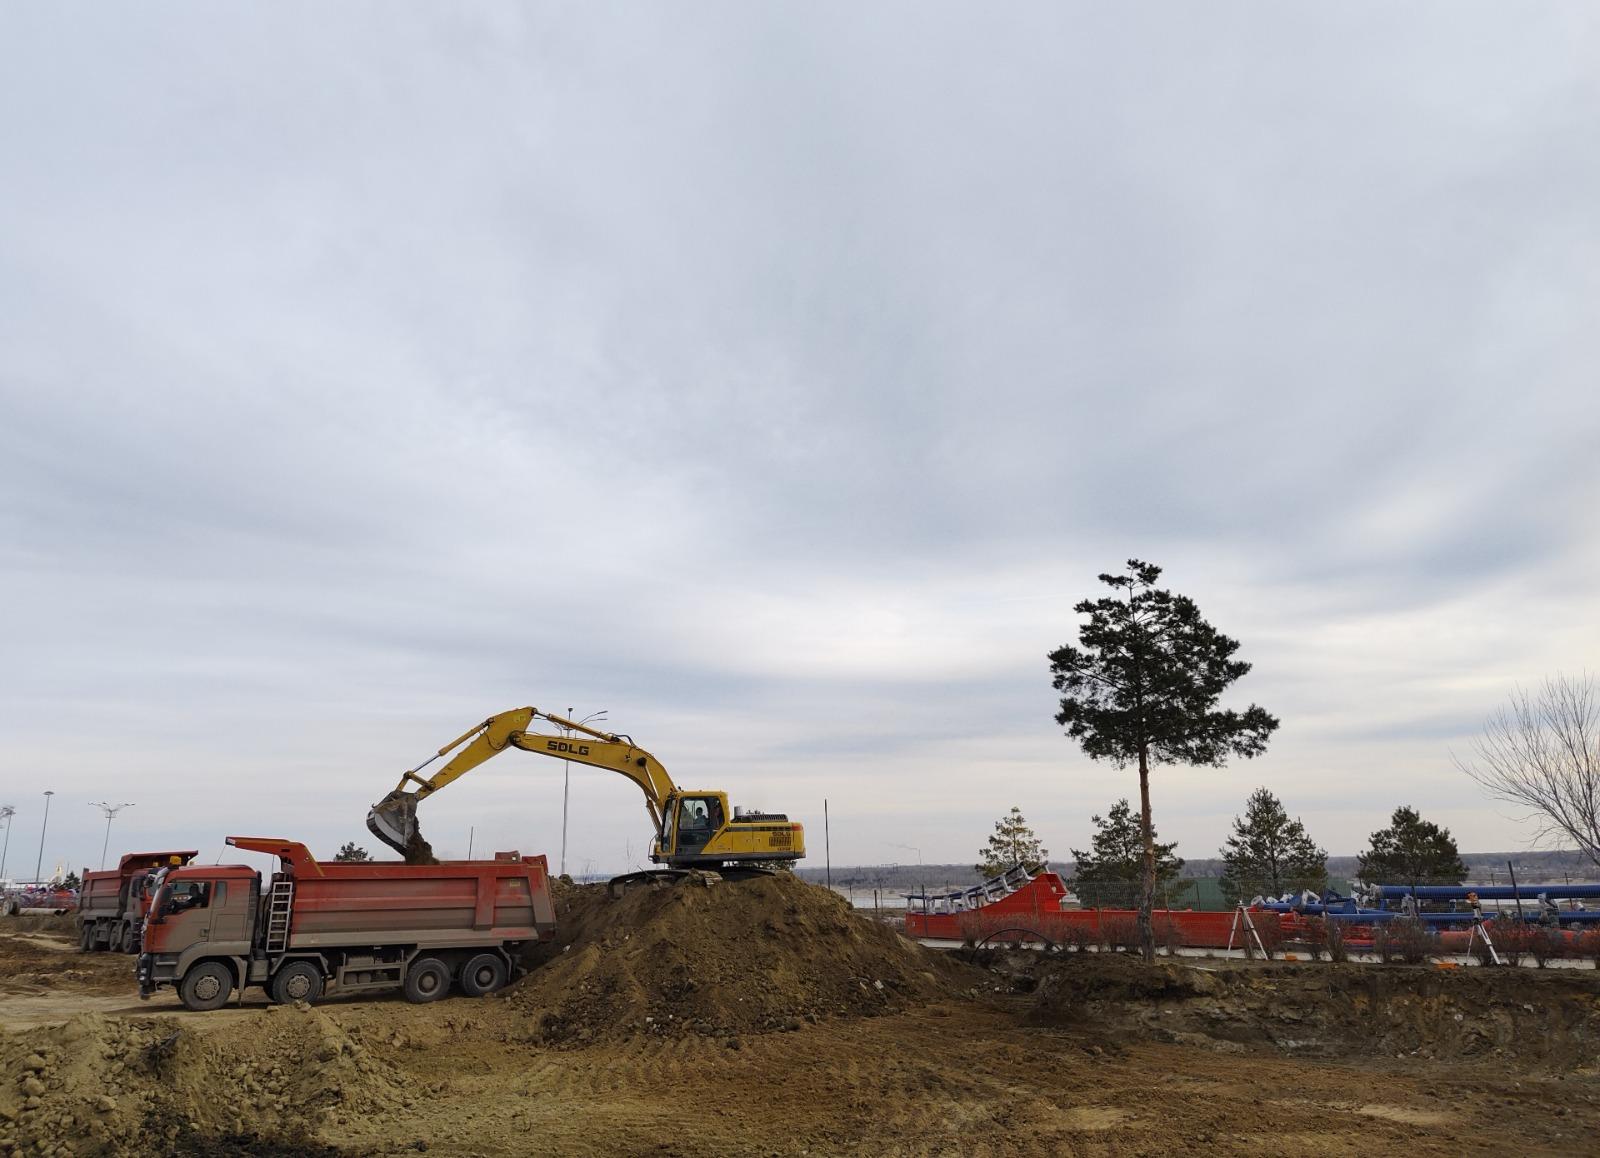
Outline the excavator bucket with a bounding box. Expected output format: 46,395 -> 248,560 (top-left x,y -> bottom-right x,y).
366,791 -> 417,857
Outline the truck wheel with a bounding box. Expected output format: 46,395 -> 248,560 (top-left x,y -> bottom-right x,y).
178,962 -> 234,1012
79,923 -> 95,952
270,961 -> 324,1004
120,923 -> 139,954
402,957 -> 450,1004
459,953 -> 508,997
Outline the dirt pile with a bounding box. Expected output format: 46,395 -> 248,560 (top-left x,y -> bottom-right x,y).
400,831 -> 438,866
1026,953 -> 1600,1067
0,1006 -> 405,1157
504,873 -> 970,1044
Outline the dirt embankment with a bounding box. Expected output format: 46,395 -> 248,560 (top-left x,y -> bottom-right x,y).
503,873 -> 976,1044
0,1005 -> 402,1157
0,926 -> 134,995
1022,951 -> 1600,1068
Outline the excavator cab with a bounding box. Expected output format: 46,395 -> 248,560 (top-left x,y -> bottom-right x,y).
665,794 -> 726,858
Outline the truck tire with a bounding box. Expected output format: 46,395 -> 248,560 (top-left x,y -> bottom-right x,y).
269,960 -> 324,1004
79,923 -> 95,952
120,923 -> 139,954
179,961 -> 234,1011
402,956 -> 450,1004
458,953 -> 508,997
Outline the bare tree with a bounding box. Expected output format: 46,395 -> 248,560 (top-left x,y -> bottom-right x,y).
1457,673 -> 1600,867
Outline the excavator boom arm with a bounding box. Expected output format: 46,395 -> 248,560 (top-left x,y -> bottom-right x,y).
506,732 -> 676,835
366,706 -> 679,856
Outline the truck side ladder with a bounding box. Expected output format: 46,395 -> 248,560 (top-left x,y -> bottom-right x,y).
265,879 -> 295,953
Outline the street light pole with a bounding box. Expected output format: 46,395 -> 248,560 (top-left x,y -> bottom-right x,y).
34,791 -> 54,885
0,806 -> 14,882
88,802 -> 136,871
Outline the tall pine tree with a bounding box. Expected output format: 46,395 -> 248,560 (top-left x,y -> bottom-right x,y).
1049,560 -> 1278,959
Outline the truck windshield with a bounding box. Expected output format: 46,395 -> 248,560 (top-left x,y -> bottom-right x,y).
160,881 -> 212,915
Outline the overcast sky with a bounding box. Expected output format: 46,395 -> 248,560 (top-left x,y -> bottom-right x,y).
3,5 -> 1598,882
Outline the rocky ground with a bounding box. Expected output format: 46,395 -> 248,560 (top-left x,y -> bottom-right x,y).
3,886 -> 1600,1156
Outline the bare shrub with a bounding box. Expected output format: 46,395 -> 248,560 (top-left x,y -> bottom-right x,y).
1153,914 -> 1182,956
1100,915 -> 1140,953
1577,928 -> 1600,967
1058,922 -> 1094,953
1260,914 -> 1286,959
1487,920 -> 1529,967
1528,926 -> 1567,968
1373,918 -> 1436,965
1325,918 -> 1349,963
1303,916 -> 1349,962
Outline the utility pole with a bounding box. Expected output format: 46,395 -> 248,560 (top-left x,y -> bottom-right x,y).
560,708 -> 606,878
824,799 -> 831,891
88,801 -> 135,871
33,791 -> 54,885
0,805 -> 14,882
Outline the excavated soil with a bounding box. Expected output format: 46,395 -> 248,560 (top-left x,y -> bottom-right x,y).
1021,951 -> 1600,1068
0,1005 -> 405,1157
0,927 -> 135,995
6,909 -> 1600,1154
503,873 -> 974,1043
399,832 -> 438,866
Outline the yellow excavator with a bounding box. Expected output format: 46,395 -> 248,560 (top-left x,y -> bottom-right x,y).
366,706 -> 804,886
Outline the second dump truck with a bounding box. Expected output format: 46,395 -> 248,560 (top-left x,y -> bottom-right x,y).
137,837 -> 556,1011
78,850 -> 199,953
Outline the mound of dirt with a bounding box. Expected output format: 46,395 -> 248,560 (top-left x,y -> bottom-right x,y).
504,873 -> 970,1044
1026,953 -> 1600,1067
0,1006 -> 405,1157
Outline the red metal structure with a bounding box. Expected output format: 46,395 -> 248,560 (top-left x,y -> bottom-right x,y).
77,850 -> 199,954
137,836 -> 556,1011
905,870 -> 1283,949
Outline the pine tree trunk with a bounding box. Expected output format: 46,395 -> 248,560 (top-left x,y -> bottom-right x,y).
1137,745 -> 1156,962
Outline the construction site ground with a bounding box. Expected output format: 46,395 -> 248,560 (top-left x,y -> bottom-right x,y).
5,883 -> 1600,1158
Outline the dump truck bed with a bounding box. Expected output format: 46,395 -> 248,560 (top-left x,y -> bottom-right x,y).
282,860 -> 556,949
224,838 -> 556,951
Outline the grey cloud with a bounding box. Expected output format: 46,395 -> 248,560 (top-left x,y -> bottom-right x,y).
2,4 -> 1598,872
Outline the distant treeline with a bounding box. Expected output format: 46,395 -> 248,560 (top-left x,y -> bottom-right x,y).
796,848 -> 1598,895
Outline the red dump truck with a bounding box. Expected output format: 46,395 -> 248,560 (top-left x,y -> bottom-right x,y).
78,850 -> 199,953
136,836 -> 557,1011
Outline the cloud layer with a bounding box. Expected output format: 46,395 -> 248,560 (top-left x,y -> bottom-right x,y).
3,5 -> 1598,877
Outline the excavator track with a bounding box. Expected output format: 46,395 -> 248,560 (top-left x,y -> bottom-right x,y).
606,869 -> 714,898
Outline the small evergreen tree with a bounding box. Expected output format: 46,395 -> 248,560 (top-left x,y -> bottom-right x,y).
975,806 -> 1049,877
334,842 -> 372,863
1218,787 -> 1327,905
61,871 -> 82,891
1357,806 -> 1467,887
1070,799 -> 1186,909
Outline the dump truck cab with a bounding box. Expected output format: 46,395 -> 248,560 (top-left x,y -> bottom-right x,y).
139,864 -> 262,1003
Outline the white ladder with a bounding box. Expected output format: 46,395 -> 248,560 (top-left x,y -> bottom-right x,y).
264,879 -> 295,953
